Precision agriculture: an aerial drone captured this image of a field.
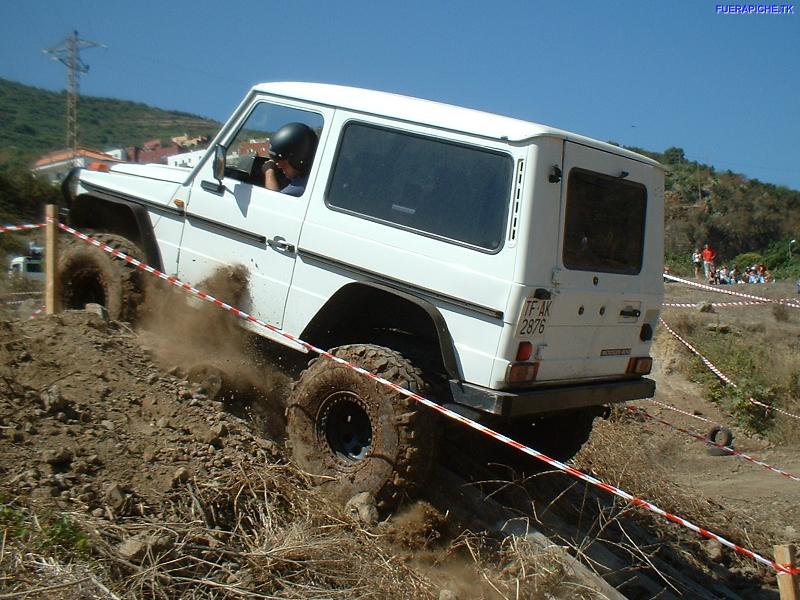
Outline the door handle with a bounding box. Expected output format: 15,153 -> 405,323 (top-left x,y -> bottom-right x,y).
267,237 -> 296,253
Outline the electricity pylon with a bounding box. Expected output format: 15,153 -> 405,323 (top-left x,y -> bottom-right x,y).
43,30 -> 105,164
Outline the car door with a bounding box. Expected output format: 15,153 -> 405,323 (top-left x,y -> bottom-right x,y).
177,99 -> 329,330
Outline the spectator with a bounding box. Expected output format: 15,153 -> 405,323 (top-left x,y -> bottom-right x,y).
692,248 -> 702,279
757,264 -> 771,284
718,265 -> 730,284
702,244 -> 717,281
729,265 -> 739,284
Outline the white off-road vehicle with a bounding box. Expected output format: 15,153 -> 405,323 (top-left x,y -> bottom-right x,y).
61,82 -> 664,508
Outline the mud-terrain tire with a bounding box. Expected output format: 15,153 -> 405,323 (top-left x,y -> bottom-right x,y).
286,344 -> 438,510
58,233 -> 144,322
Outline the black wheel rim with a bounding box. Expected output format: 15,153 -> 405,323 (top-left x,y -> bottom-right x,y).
322,392 -> 373,462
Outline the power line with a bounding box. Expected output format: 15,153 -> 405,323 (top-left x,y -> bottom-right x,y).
43,30 -> 105,163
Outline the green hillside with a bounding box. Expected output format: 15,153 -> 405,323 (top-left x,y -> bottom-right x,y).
617,145 -> 800,278
0,78 -> 220,171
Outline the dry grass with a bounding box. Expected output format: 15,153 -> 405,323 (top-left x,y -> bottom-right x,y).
1,463 -> 436,600
574,416 -> 772,564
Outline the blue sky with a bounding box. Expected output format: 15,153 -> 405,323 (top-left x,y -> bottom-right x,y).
0,0 -> 798,190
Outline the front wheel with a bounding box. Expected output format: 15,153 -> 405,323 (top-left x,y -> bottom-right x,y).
58,232 -> 144,322
286,344 -> 438,510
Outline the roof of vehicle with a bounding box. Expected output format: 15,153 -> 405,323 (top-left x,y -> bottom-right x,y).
253,82 -> 662,168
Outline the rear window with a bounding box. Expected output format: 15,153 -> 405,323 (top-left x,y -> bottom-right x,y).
562,168 -> 647,275
326,122 -> 513,251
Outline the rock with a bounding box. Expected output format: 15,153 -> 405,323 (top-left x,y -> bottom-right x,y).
704,539 -> 724,563
104,482 -> 127,510
172,467 -> 191,486
705,323 -> 730,333
100,419 -> 116,431
195,424 -> 225,448
118,538 -> 148,562
5,427 -> 25,443
345,492 -> 379,527
146,373 -> 159,385
697,302 -> 715,313
156,416 -> 171,429
44,447 -> 73,466
83,303 -> 109,320
40,385 -> 69,413
439,591 -> 458,600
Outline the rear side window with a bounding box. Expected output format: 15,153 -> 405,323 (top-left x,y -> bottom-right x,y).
562,168 -> 647,274
326,122 -> 513,251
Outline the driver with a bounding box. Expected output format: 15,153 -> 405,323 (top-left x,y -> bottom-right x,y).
262,122 -> 318,196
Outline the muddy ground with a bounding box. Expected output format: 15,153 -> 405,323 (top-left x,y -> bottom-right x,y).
1,277 -> 799,599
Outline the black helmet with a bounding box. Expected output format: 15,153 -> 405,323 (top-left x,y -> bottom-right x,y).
269,123 -> 318,173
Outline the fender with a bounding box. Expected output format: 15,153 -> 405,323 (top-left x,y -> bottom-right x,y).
301,280 -> 461,380
68,190 -> 164,271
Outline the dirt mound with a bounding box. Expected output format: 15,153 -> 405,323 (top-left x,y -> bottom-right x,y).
1,308 -> 583,599
0,311 -> 436,598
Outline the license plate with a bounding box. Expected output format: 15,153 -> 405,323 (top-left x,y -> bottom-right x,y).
517,298 -> 552,337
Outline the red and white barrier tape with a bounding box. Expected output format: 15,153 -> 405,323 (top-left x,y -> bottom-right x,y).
647,399 -> 720,427
0,223 -> 45,233
664,274 -> 800,309
664,299 -> 800,309
630,406 -> 800,483
660,318 -> 800,422
55,221 -> 799,575
28,307 -> 44,320
659,319 -> 736,386
663,300 -> 769,309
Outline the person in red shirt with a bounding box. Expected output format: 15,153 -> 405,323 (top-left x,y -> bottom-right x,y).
701,244 -> 717,281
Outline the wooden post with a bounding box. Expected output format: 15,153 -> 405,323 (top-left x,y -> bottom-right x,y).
776,544 -> 799,600
44,204 -> 60,315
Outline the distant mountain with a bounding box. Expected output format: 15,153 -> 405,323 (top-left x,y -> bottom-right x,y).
0,78 -> 220,171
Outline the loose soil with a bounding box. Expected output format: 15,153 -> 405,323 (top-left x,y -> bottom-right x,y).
1,276 -> 799,598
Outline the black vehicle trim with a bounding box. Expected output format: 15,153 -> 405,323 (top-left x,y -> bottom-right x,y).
82,181 -> 185,218
298,248 -> 504,321
184,212 -> 267,246
450,377 -> 656,418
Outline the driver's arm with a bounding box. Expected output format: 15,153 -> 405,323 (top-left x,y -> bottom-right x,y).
263,160 -> 281,191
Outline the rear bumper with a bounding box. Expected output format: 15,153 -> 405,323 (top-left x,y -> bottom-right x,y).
448,377 -> 655,418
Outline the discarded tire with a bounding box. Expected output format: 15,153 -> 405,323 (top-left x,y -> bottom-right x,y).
705,426 -> 734,456
58,233 -> 144,322
286,344 -> 438,510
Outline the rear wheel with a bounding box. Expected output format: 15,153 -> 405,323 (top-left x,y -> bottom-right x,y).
58,232 -> 144,322
286,344 -> 438,510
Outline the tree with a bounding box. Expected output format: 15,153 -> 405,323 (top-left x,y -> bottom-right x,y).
663,147 -> 686,165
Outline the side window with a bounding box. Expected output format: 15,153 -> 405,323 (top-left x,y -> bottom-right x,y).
224,102 -> 324,191
326,123 -> 513,251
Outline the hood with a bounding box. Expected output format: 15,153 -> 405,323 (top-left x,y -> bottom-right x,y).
109,162 -> 191,184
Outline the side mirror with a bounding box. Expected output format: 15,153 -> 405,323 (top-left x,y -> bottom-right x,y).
212,144 -> 226,182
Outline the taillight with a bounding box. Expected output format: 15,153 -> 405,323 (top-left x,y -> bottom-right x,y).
507,362 -> 539,384
515,341 -> 533,361
627,357 -> 653,375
